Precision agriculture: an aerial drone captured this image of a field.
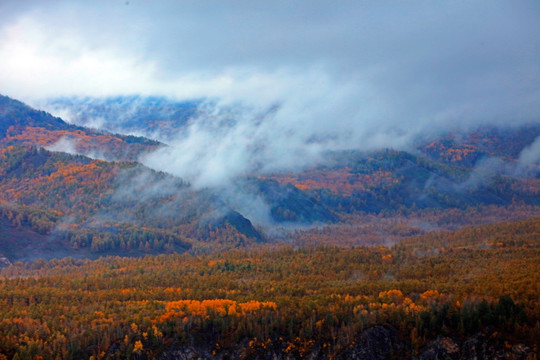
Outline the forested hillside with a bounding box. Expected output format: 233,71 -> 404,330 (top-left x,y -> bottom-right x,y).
0,144 -> 262,261
1,94 -> 539,262
0,94 -> 539,359
0,95 -> 160,162
263,145 -> 540,214
0,218 -> 538,359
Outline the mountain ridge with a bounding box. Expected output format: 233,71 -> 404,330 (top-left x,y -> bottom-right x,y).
0,93 -> 538,263
0,94 -> 161,162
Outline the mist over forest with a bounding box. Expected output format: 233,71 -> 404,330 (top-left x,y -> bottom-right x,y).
0,1 -> 539,359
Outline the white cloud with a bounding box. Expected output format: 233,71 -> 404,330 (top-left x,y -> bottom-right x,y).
518,136 -> 540,167
1,0 -> 539,187
0,16 -> 159,99
44,137 -> 79,156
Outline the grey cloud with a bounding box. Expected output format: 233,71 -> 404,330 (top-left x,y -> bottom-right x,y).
518,136 -> 540,167
1,0 -> 539,188
45,136 -> 108,161
44,137 -> 80,157
455,157 -> 511,191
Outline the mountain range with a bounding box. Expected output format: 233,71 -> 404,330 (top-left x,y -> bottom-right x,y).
0,93 -> 539,359
0,94 -> 539,263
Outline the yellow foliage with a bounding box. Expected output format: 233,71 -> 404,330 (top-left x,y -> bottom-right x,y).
162,299 -> 277,321
133,340 -> 143,353
379,289 -> 404,303
421,290 -> 441,302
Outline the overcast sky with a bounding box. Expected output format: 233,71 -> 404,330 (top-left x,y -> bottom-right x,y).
1,1 -> 540,186
1,0 -> 538,120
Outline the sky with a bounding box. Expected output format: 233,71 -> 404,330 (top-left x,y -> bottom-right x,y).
1,0 -> 540,187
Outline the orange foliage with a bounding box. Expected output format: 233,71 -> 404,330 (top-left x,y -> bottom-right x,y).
262,168 -> 397,195
161,299 -> 277,321
2,125 -> 157,161
5,126 -> 120,149
423,139 -> 479,164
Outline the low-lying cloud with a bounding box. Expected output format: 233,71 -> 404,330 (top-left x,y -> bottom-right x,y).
518,136 -> 540,168
139,91 -> 412,188
45,136 -> 107,161
1,1 -> 539,188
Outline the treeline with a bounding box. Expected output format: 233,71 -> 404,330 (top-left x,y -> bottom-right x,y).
0,201 -> 192,254
54,223 -> 193,253
0,201 -> 59,235
291,206 -> 540,247
0,219 -> 537,359
269,149 -> 540,215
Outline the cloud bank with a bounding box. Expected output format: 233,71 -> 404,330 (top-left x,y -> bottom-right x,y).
1,1 -> 539,186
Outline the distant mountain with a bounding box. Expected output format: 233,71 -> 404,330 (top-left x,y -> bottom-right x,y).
418,125 -> 540,167
0,94 -> 161,161
0,93 -> 539,263
42,95 -> 200,140
263,144 -> 540,215
0,95 -> 71,135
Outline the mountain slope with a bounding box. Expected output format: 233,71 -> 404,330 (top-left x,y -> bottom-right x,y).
0,95 -> 70,135
42,95 -> 199,140
419,125 -> 540,166
0,144 -> 265,261
0,93 -> 539,262
0,94 -> 161,161
264,147 -> 540,214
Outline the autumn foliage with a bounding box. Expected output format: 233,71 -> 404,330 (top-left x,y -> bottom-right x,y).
0,218 -> 538,358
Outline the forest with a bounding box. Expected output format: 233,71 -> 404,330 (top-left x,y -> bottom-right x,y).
0,218 -> 538,359
2,0 -> 540,357
0,95 -> 539,359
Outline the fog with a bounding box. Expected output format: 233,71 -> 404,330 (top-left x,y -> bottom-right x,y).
1,0 -> 539,186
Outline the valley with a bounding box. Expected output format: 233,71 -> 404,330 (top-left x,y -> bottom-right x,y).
0,95 -> 538,359
1,1 -> 539,358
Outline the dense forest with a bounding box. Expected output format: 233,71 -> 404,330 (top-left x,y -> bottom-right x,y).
2,0 -> 540,356
0,218 -> 538,359
0,95 -> 539,359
